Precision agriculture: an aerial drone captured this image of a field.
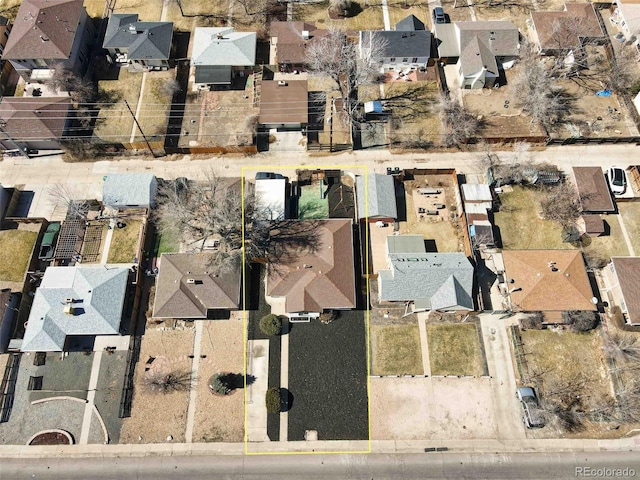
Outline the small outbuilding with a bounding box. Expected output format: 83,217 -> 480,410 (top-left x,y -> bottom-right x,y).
102,173 -> 158,209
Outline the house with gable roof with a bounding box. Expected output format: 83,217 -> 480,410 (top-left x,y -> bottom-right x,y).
268,21 -> 328,72
359,15 -> 433,71
0,97 -> 72,151
603,257 -> 640,326
152,253 -> 241,319
191,27 -> 256,89
102,173 -> 157,210
434,20 -> 520,89
266,218 -> 356,319
355,173 -> 397,223
21,266 -> 130,352
1,0 -> 95,80
378,235 -> 475,312
103,13 -> 173,72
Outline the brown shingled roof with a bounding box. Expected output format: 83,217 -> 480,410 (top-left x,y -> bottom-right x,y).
531,3 -> 603,52
611,257 -> 640,325
259,80 -> 308,125
2,0 -> 85,60
152,253 -> 241,319
267,219 -> 355,313
269,21 -> 328,66
573,167 -> 616,213
502,250 -> 596,312
0,97 -> 71,141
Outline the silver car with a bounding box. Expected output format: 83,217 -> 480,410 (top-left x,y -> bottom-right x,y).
517,387 -> 545,428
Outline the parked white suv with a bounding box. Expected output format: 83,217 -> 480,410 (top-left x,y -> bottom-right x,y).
607,166 -> 627,195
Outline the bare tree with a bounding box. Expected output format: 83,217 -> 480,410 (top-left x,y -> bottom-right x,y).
144,370 -> 192,394
538,181 -> 582,227
46,63 -> 95,104
46,183 -> 90,220
305,28 -> 387,125
604,332 -> 640,364
438,95 -> 480,147
511,42 -> 567,129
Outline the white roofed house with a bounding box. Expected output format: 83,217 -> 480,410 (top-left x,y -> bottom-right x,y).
21,266 -> 130,352
102,173 -> 157,210
191,27 -> 256,90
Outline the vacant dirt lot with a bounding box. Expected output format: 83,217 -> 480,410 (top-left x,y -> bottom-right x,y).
120,328 -> 195,443
370,376 -> 497,440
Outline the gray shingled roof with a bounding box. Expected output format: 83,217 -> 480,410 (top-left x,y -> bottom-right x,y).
459,35 -> 498,76
102,173 -> 157,208
456,21 -> 520,57
395,14 -> 426,31
356,174 -> 398,220
103,14 -> 173,60
22,266 -> 129,352
379,249 -> 474,311
359,30 -> 432,59
191,27 -> 256,66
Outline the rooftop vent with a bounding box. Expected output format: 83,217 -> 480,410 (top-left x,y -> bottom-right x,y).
277,80 -> 287,86
186,278 -> 196,284
301,30 -> 310,40
216,32 -> 224,40
64,297 -> 74,304
63,304 -> 74,315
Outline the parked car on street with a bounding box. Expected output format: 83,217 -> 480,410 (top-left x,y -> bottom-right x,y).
607,166 -> 627,195
517,386 -> 545,429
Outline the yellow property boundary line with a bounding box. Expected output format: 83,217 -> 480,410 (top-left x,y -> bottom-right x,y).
241,165 -> 371,455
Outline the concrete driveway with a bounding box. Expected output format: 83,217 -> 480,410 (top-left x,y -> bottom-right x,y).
479,313 -> 527,440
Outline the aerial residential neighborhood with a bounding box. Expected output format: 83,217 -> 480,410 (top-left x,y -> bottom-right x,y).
1,0 -> 640,476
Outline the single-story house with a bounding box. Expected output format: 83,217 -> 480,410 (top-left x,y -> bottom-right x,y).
269,21 -> 328,72
191,27 -> 256,89
152,253 -> 241,319
255,177 -> 288,221
103,14 -> 173,72
259,80 -> 308,130
434,21 -> 519,89
501,249 -> 596,314
603,257 -> 640,325
1,0 -> 94,80
21,266 -> 129,352
530,3 -> 604,56
355,173 -> 397,222
378,235 -> 475,312
266,218 -> 356,318
102,173 -> 157,209
572,167 -> 616,213
0,97 -> 72,152
359,15 -> 432,71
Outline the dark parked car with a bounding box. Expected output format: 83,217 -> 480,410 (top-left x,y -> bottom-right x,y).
432,7 -> 446,24
38,222 -> 61,260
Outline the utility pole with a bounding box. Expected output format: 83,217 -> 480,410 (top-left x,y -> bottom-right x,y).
329,97 -> 335,153
123,99 -> 158,158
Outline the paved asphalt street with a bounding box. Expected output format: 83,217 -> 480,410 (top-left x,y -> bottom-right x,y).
3,451 -> 640,479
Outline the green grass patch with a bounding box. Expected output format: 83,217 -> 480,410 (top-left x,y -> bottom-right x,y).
298,182 -> 329,219
371,324 -> 423,375
427,323 -> 485,376
157,230 -> 180,255
0,230 -> 37,282
107,220 -> 142,264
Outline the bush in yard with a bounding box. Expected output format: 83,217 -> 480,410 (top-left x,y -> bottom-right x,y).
265,387 -> 281,413
520,312 -> 544,330
563,310 -> 600,332
209,373 -> 232,395
260,314 -> 282,336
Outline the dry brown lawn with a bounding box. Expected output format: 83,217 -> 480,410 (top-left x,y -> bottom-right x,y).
137,70 -> 176,142
293,1 -> 385,30
427,323 -> 485,376
371,325 -> 423,375
120,328 -> 195,443
192,316 -> 245,443
494,186 -> 630,261
520,329 -> 616,439
618,202 -> 640,255
387,0 -> 431,28
107,219 -> 142,264
0,230 -> 37,284
95,69 -> 143,144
